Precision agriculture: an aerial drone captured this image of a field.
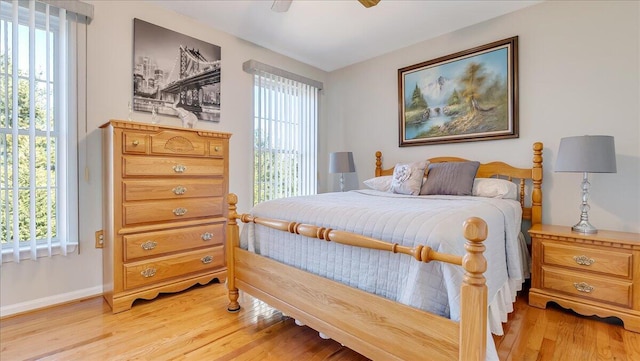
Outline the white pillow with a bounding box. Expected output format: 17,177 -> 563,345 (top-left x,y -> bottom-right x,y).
389,161 -> 429,195
363,175 -> 393,192
472,178 -> 518,200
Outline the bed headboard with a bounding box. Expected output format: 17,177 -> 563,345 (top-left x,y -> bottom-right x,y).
375,142 -> 543,225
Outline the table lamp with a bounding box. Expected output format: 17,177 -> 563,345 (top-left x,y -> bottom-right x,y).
555,135 -> 616,234
329,152 -> 355,192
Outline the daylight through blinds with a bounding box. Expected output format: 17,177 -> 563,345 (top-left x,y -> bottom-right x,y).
0,0 -> 90,263
250,64 -> 319,204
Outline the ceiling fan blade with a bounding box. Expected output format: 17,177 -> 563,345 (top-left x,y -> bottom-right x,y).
271,0 -> 292,12
358,0 -> 381,8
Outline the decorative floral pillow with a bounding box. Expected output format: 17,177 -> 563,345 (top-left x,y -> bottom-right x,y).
389,161 -> 429,195
363,175 -> 393,192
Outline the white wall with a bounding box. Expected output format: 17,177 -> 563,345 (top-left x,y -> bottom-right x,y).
327,1 -> 640,233
0,1 -> 328,316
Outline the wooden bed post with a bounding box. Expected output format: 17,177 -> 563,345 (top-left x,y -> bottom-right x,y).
531,142 -> 543,225
459,217 -> 488,361
226,193 -> 241,312
375,151 -> 382,177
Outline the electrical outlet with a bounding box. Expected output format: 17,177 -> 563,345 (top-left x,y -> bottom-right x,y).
95,230 -> 104,248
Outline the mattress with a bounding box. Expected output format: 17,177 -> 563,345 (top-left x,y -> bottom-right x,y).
241,189 -> 528,341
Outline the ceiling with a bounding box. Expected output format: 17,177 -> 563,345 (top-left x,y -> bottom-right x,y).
150,0 -> 541,72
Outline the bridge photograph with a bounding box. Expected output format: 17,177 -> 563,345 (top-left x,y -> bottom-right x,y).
133,18 -> 221,122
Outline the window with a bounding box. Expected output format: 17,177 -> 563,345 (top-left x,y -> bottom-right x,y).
0,0 -> 91,263
245,60 -> 322,204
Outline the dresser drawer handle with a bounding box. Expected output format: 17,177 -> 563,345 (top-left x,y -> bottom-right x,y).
201,232 -> 213,241
172,186 -> 187,195
214,146 -> 220,152
573,282 -> 594,293
173,207 -> 188,216
573,255 -> 595,266
141,241 -> 157,250
141,268 -> 156,278
201,255 -> 213,264
132,140 -> 140,146
173,164 -> 187,173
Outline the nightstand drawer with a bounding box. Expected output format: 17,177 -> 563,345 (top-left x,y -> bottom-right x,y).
541,267 -> 632,308
541,241 -> 632,278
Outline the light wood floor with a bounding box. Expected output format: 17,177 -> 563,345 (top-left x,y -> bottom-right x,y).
1,281 -> 639,360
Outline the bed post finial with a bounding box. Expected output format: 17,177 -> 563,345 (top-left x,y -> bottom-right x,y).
227,193 -> 241,312
460,217 -> 487,361
532,142 -> 543,225
375,151 -> 382,177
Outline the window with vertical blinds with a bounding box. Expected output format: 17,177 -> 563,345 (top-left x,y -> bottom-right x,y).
0,0 -> 91,264
244,60 -> 321,205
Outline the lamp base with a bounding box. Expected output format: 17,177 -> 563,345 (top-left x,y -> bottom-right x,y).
571,219 -> 598,234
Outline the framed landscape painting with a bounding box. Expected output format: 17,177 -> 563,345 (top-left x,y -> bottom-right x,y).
398,36 -> 518,146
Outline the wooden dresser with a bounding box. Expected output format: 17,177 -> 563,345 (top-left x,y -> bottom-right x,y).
529,224 -> 640,332
101,120 -> 231,313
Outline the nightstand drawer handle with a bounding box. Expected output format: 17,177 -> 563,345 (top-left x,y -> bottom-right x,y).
132,140 -> 139,146
573,282 -> 594,293
141,241 -> 157,250
141,268 -> 156,278
173,207 -> 187,216
172,185 -> 187,195
173,164 -> 187,173
201,232 -> 213,241
573,255 -> 595,266
201,255 -> 213,264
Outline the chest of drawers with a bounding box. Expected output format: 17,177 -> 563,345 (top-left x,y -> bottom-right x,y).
101,120 -> 231,313
529,224 -> 640,332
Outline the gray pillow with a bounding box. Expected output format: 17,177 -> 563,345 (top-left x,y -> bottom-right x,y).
421,161 -> 480,196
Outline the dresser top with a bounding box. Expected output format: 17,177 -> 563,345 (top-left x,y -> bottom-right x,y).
529,224 -> 640,245
100,119 -> 232,139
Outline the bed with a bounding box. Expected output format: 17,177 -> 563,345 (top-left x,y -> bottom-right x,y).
225,142 -> 543,361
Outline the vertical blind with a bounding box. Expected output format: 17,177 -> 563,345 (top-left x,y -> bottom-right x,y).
0,0 -> 91,263
245,60 -> 321,204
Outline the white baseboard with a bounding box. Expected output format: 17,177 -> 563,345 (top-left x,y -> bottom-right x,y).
0,286 -> 103,318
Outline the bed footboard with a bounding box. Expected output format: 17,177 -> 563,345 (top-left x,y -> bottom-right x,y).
226,193 -> 489,361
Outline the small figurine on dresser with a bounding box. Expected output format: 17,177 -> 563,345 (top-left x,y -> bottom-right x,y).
171,98 -> 198,128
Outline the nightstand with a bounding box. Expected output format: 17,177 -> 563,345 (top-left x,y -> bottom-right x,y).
529,224 -> 640,333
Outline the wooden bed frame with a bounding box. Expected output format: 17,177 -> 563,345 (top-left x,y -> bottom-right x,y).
225,142 -> 543,361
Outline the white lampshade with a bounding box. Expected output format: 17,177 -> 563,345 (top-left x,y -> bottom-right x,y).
556,135 -> 617,173
329,152 -> 355,174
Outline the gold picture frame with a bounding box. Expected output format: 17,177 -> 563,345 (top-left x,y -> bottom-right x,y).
398,36 -> 518,146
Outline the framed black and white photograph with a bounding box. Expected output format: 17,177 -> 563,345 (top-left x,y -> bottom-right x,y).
133,18 -> 221,125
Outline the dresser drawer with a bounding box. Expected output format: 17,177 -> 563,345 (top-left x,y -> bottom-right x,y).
123,178 -> 224,201
209,140 -> 226,158
124,246 -> 224,290
541,241 -> 632,278
123,132 -> 148,154
123,197 -> 224,226
149,129 -> 208,156
541,267 -> 632,308
124,223 -> 225,261
122,156 -> 224,177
